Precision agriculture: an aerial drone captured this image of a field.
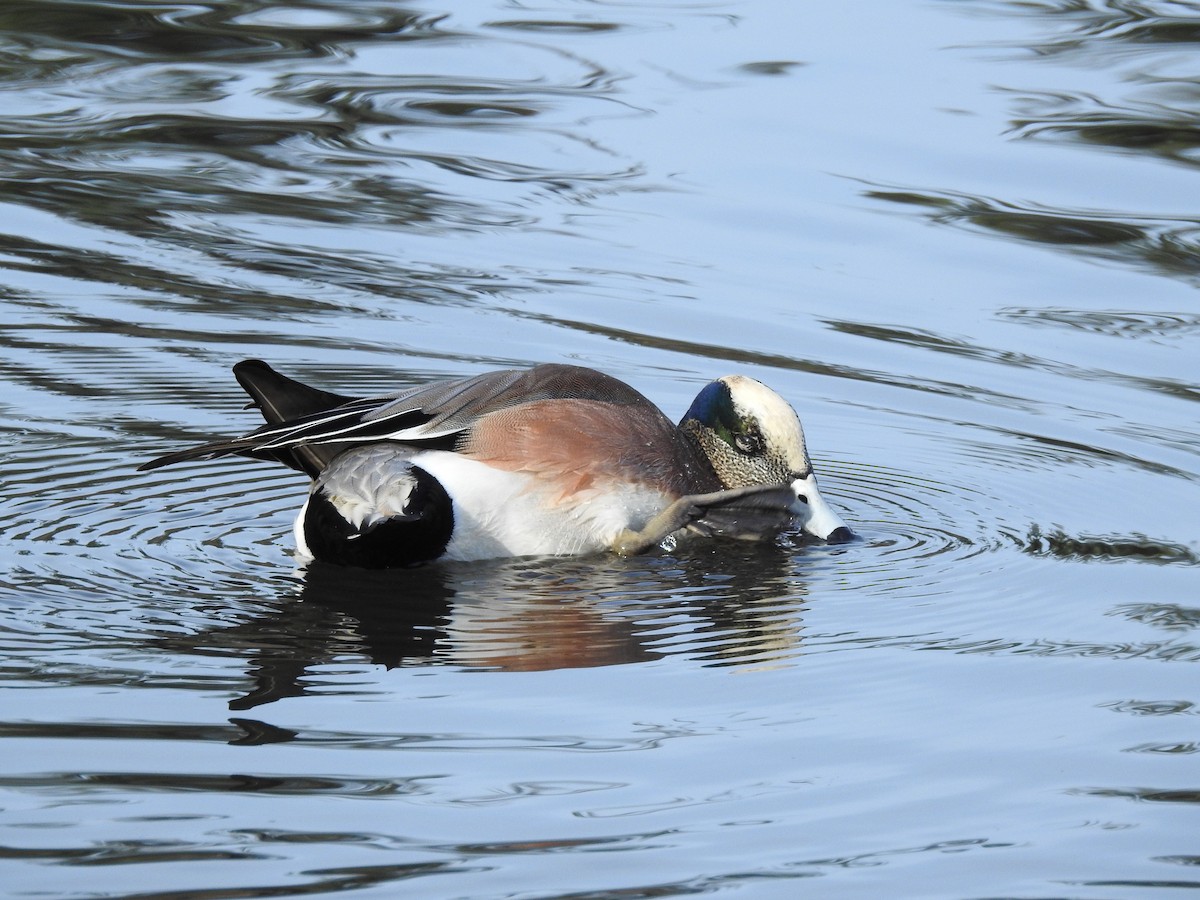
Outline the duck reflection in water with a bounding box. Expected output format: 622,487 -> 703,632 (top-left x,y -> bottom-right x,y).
154,546 -> 822,714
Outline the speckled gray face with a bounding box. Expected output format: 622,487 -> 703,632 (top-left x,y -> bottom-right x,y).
682,418 -> 794,487
680,375 -> 851,542
680,375 -> 810,486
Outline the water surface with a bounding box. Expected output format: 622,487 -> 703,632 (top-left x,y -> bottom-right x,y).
1,0 -> 1198,896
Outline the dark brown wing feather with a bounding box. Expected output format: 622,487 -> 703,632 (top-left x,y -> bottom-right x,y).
138,362 -> 670,477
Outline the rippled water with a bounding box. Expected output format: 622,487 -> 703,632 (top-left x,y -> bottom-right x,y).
2,0 -> 1198,896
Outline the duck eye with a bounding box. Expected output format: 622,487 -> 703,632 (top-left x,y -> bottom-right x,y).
734,432 -> 762,454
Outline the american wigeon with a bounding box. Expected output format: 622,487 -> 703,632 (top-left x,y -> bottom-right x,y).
141,360 -> 852,567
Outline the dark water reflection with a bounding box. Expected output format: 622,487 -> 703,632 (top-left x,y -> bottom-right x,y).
867,186 -> 1200,285
2,0 -> 1200,896
161,548 -> 824,710
976,0 -> 1200,58
874,1 -> 1200,292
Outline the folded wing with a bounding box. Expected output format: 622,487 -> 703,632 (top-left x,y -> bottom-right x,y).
138,362 -> 657,476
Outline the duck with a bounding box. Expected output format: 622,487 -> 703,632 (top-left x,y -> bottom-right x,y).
140,360 -> 852,567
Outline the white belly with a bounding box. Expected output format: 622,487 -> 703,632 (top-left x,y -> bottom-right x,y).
412,451 -> 672,561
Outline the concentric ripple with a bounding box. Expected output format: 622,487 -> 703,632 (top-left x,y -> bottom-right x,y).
1,433 -> 302,625
813,453 -> 1026,600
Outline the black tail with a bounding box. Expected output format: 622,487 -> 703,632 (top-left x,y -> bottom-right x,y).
232,360 -> 354,477
138,360 -> 354,478
233,360 -> 350,427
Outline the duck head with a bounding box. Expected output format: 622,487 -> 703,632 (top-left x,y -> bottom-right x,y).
680,375 -> 853,543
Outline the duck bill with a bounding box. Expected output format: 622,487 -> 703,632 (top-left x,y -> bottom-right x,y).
790,473 -> 853,543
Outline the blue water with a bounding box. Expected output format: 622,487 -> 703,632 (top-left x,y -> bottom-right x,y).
1,0 -> 1198,896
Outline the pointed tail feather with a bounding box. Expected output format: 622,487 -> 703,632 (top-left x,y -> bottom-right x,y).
232,360 -> 355,477
136,434 -> 270,472
233,359 -> 352,425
